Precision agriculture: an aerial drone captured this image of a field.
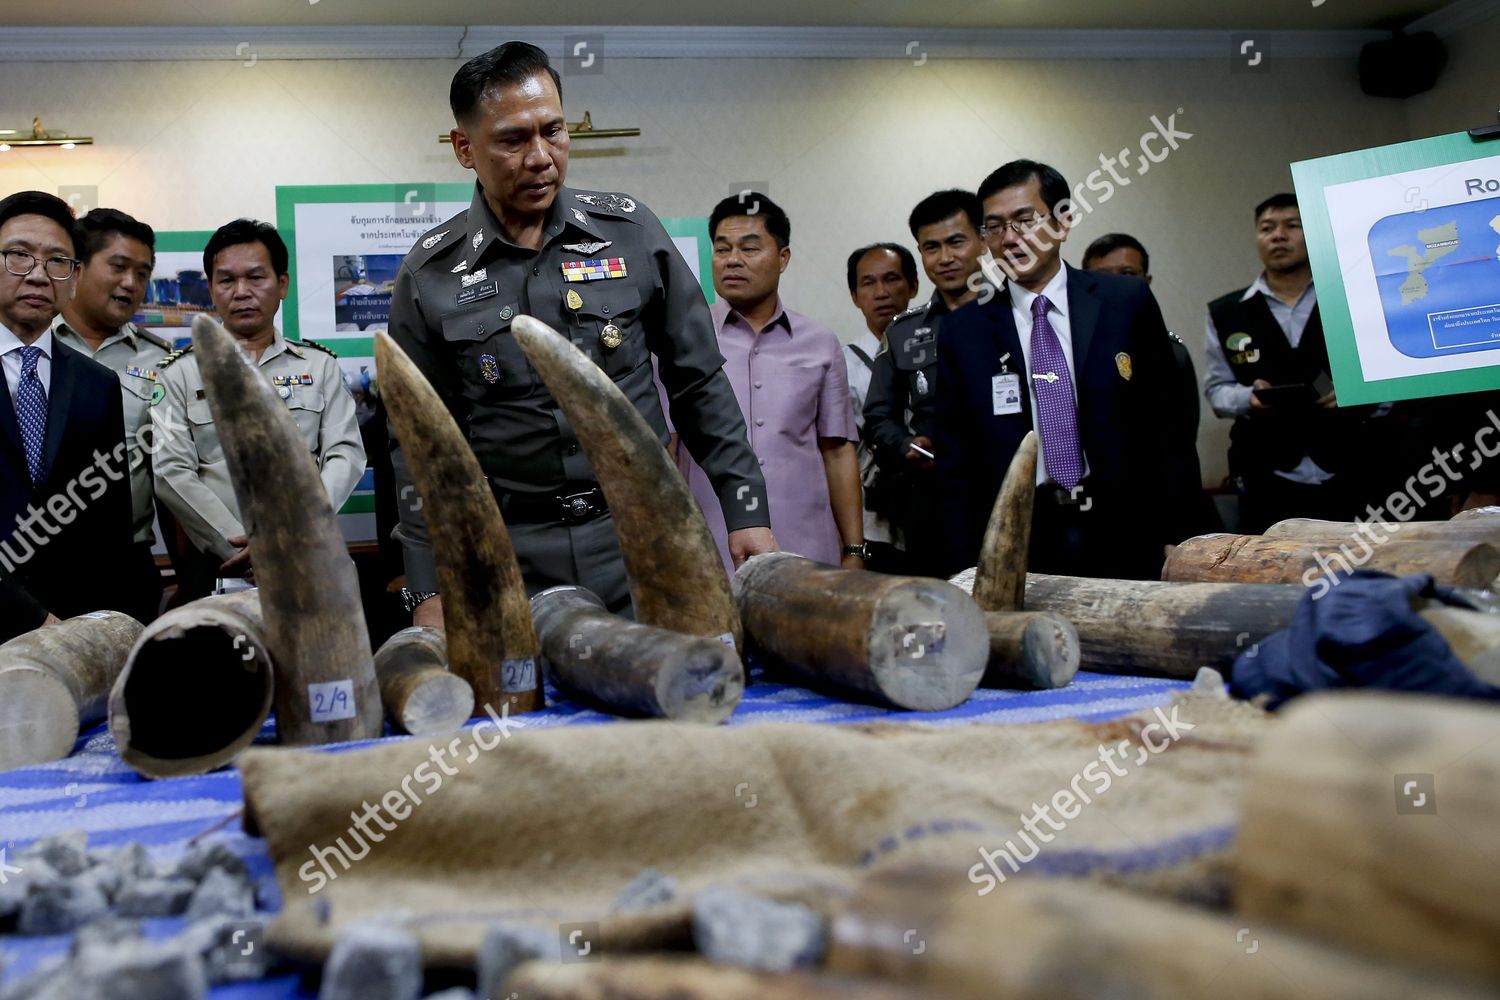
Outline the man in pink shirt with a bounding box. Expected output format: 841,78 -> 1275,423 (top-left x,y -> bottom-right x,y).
679,193 -> 863,576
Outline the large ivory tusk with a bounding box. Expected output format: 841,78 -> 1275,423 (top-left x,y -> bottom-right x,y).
1162,532 -> 1500,588
1264,517 -> 1500,548
373,626 -> 474,735
510,315 -> 742,651
972,430 -> 1035,612
965,431 -> 1079,689
193,315 -> 381,745
374,332 -> 543,715
981,610 -> 1079,689
531,586 -> 743,723
957,572 -> 1307,679
109,590 -> 273,778
734,553 -> 986,711
0,611 -> 142,770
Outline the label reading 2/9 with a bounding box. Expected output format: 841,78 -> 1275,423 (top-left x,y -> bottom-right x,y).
308,680 -> 357,723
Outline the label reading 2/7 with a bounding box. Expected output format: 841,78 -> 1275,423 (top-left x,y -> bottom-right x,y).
501,658 -> 537,693
308,680 -> 356,723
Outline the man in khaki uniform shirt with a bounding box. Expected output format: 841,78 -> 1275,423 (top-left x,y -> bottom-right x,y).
152,219 -> 365,602
51,208 -> 170,623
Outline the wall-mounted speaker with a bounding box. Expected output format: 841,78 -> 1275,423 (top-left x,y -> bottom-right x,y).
1359,32 -> 1448,98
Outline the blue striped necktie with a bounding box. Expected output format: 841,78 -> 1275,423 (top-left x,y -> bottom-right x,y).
16,345 -> 47,486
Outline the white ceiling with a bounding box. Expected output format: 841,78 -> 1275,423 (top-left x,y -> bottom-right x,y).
1,0 -> 1463,30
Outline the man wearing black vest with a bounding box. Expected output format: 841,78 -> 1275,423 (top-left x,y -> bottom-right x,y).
1204,193 -> 1358,533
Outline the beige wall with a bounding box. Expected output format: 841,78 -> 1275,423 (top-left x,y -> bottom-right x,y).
1406,13 -> 1500,138
0,51 -> 1426,483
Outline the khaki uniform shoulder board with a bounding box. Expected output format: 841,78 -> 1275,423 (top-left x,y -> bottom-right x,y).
300,338 -> 338,359
138,328 -> 172,352
157,344 -> 194,368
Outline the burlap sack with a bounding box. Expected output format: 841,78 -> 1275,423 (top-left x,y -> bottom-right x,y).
240,693 -> 1269,967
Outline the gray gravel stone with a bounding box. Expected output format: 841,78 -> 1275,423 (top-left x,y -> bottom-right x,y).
18,878 -> 110,935
115,876 -> 197,917
71,915 -> 144,956
0,858 -> 60,927
107,843 -> 157,881
180,914 -> 274,984
475,922 -> 559,1000
19,831 -> 92,877
185,867 -> 254,920
1192,666 -> 1230,698
318,922 -> 423,1000
73,939 -> 208,1000
691,886 -> 826,972
74,862 -> 124,903
0,955 -> 72,1000
174,842 -> 248,884
611,867 -> 678,912
0,876 -> 27,924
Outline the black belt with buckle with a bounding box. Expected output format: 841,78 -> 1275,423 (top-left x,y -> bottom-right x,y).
491,483 -> 610,524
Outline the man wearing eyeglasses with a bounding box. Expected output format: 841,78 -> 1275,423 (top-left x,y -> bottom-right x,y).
932,161 -> 1204,580
0,191 -> 134,641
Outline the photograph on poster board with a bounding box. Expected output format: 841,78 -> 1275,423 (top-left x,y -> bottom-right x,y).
333,253 -> 402,333
1320,150 -> 1500,386
135,250 -> 218,348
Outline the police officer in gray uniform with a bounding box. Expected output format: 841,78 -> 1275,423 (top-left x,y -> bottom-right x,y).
863,190 -> 985,577
389,42 -> 775,625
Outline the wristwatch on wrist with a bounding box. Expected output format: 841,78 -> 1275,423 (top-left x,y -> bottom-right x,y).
842,543 -> 871,561
401,588 -> 439,613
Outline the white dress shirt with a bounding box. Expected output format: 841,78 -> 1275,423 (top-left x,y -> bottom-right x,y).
1008,266 -> 1087,486
0,323 -> 54,403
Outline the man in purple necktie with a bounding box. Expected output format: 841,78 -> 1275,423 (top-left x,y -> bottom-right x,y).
932,161 -> 1205,579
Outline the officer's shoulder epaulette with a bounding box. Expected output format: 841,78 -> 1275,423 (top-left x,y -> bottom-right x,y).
157,344 -> 193,369
888,305 -> 926,329
300,338 -> 338,359
569,189 -> 644,222
406,213 -> 467,268
137,328 -> 172,352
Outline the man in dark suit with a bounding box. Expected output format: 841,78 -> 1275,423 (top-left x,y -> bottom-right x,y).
933,161 -> 1204,580
0,191 -> 134,642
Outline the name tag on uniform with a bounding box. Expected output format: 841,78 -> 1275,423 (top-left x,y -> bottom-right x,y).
992,373 -> 1022,415
456,280 -> 499,307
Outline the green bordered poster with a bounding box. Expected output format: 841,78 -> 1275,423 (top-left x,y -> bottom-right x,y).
1293,131 -> 1500,405
273,183 -> 715,362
